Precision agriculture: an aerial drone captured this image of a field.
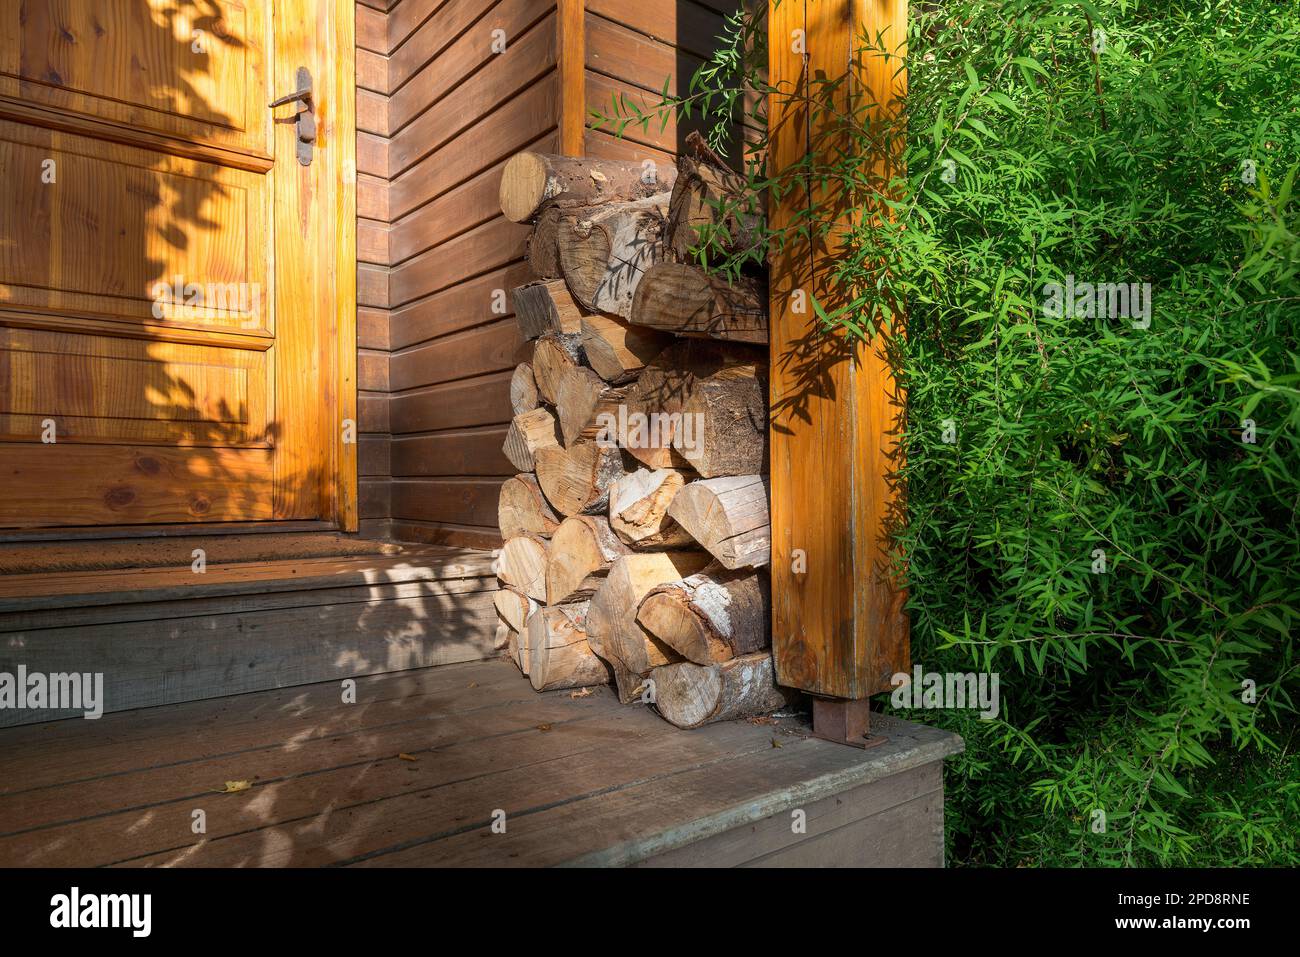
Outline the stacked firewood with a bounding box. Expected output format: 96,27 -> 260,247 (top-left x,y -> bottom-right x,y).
492,139 -> 793,730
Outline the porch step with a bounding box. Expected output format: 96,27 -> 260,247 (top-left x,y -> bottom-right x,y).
0,545 -> 501,727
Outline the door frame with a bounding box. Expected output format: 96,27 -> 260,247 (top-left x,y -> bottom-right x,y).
308,0 -> 359,532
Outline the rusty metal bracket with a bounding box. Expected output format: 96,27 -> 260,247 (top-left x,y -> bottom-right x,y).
811,697 -> 887,750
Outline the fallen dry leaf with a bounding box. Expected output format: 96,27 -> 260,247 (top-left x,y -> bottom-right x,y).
747,715 -> 778,726
398,753 -> 418,762
214,780 -> 252,794
467,682 -> 478,688
569,687 -> 594,699
770,738 -> 783,749
536,723 -> 552,732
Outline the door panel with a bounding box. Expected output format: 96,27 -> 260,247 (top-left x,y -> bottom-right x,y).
2,443 -> 275,526
0,327 -> 267,445
0,121 -> 270,333
0,0 -> 269,156
0,0 -> 356,531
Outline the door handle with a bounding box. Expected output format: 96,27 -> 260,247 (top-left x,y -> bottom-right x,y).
270,67 -> 315,166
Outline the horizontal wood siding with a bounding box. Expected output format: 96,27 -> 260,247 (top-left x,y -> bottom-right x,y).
584,0 -> 742,159
375,0 -> 741,547
356,1 -> 395,534
383,0 -> 561,548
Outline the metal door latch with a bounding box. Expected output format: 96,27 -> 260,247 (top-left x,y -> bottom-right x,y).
270,66 -> 316,166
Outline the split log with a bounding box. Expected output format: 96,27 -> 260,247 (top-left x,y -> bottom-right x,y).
618,339 -> 764,469
497,535 -> 548,602
629,263 -> 767,343
531,334 -> 582,405
585,552 -> 710,703
494,622 -> 512,654
516,611 -> 534,675
510,362 -> 539,415
579,313 -> 669,383
506,627 -> 522,672
526,205 -> 564,279
673,363 -> 768,477
558,193 -> 670,318
498,474 -> 560,539
608,468 -> 694,548
527,602 -> 612,692
665,133 -> 762,261
493,586 -> 538,634
546,515 -> 630,604
502,407 -> 561,472
667,475 -> 770,568
499,151 -> 677,223
534,440 -> 626,516
637,567 -> 770,664
652,652 -> 794,729
512,279 -> 585,340
555,366 -> 629,447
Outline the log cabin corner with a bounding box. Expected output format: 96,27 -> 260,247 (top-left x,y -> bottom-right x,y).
0,0 -> 962,868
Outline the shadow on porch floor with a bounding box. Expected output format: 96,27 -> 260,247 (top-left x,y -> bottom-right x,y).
0,659 -> 962,867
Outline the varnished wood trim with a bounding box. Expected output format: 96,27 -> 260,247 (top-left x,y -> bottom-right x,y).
0,521 -> 336,544
0,309 -> 275,351
558,0 -> 587,156
766,0 -> 910,697
0,98 -> 275,173
334,0 -> 361,532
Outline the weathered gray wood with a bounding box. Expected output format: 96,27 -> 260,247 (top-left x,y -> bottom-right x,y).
512,279 -> 586,340
636,761 -> 943,867
668,475 -> 771,569
652,652 -> 792,728
0,659 -> 963,869
0,583 -> 502,727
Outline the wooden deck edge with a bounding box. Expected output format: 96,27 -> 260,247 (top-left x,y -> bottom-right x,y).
560,715 -> 964,868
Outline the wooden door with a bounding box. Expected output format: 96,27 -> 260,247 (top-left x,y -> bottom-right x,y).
0,0 -> 356,531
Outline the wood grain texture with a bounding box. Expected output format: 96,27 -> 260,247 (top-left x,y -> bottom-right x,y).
767,0 -> 909,697
0,0 -> 355,530
0,577 -> 500,725
0,0 -> 269,156
0,659 -> 961,866
558,0 -> 587,156
358,0 -> 754,546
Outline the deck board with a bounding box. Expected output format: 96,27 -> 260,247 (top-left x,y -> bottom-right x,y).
0,660 -> 963,868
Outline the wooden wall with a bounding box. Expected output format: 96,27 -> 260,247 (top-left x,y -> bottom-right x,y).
355,0 -> 395,539
584,0 -> 741,163
355,0 -> 740,548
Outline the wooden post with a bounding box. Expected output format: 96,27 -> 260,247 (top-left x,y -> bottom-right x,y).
557,0 -> 586,157
767,0 -> 910,702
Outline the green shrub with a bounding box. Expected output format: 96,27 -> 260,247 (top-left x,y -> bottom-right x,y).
598,0 -> 1300,865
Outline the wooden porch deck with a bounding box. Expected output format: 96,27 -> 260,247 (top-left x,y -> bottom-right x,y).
0,659 -> 962,867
